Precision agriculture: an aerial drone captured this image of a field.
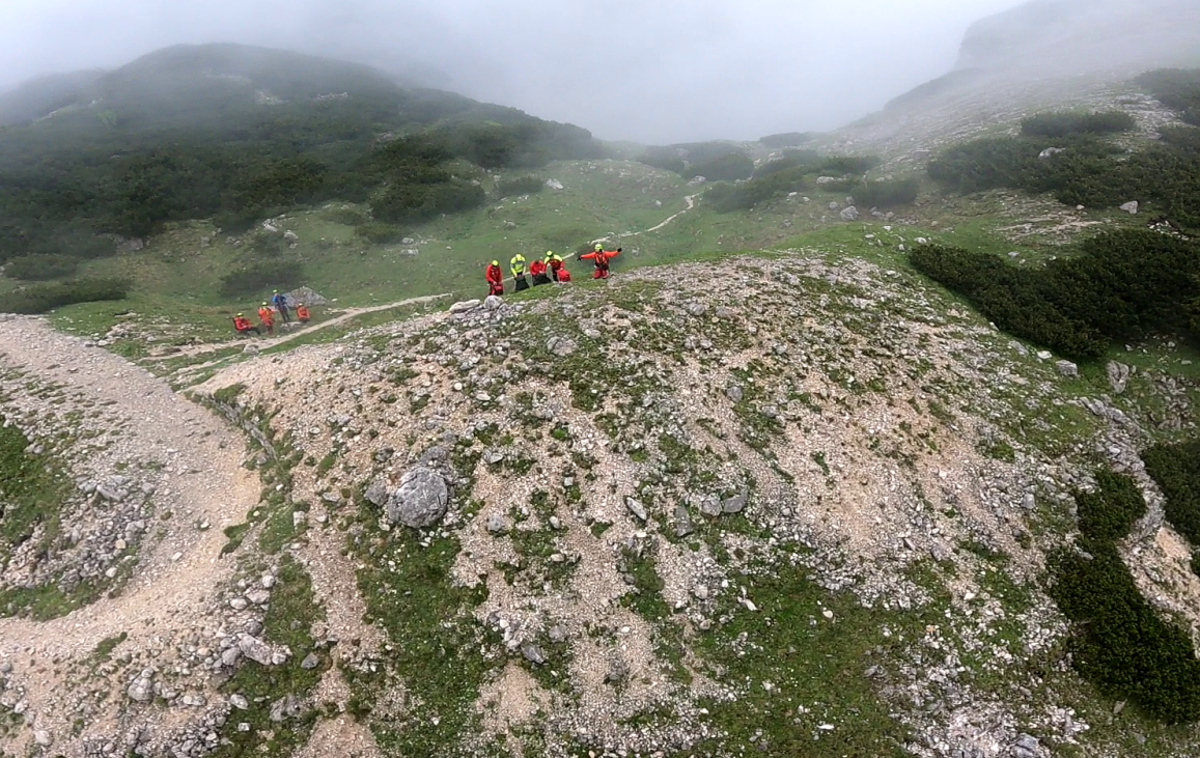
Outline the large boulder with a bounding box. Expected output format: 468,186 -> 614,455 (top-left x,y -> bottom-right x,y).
386,468 -> 450,528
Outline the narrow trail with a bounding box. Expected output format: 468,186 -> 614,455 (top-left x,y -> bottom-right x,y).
0,316 -> 259,743
141,292 -> 452,363
588,193 -> 699,245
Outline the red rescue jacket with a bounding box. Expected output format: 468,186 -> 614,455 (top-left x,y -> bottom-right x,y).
258,307 -> 274,325
530,260 -> 547,276
486,264 -> 504,285
581,250 -> 620,270
233,316 -> 253,331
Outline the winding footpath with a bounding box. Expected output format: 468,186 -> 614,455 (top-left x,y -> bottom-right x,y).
0,315 -> 258,753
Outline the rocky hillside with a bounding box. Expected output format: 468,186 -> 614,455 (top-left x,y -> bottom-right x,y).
4,244 -> 1198,756
956,0 -> 1200,75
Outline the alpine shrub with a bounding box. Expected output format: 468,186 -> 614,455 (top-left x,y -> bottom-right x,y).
3,254 -> 80,281
372,180 -> 485,224
849,177 -> 919,209
1021,111 -> 1136,138
0,278 -> 129,314
1143,441 -> 1200,549
218,260 -> 305,299
689,153 -> 754,182
354,223 -> 405,245
758,132 -> 817,148
495,176 -> 545,197
1049,469 -> 1200,724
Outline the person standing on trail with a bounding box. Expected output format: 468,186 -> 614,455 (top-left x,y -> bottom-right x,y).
258,302 -> 276,336
486,260 -> 505,296
295,303 -> 311,324
271,289 -> 291,323
511,253 -> 529,292
581,245 -> 621,279
232,313 -> 260,336
545,250 -> 565,282
530,256 -> 550,286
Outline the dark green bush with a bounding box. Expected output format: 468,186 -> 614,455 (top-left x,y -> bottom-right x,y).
1076,469 -> 1147,541
1137,69 -> 1200,126
217,260 -> 305,299
1021,111 -> 1136,138
818,155 -> 881,175
354,223 -> 405,245
758,132 -> 817,148
690,153 -> 754,182
4,254 -> 80,281
910,229 -> 1200,359
1143,441 -> 1200,548
372,180 -> 485,224
753,150 -> 821,179
706,166 -> 810,213
495,176 -> 545,197
849,178 -> 919,209
0,277 -> 128,314
1049,469 -> 1200,724
638,147 -> 686,174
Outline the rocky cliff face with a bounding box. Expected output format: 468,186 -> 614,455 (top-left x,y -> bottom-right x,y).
956,0 -> 1200,75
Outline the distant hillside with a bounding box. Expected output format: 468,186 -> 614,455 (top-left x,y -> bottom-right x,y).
0,69 -> 105,125
956,0 -> 1200,74
0,43 -> 605,296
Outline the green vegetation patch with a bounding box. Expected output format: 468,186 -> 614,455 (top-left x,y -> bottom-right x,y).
1049,470 -> 1200,724
1020,111 -> 1136,138
1144,440 -> 1200,551
212,555 -> 326,758
909,230 -> 1200,360
929,74 -> 1200,228
692,556 -> 919,757
351,525 -> 495,755
0,278 -> 129,314
3,253 -> 80,281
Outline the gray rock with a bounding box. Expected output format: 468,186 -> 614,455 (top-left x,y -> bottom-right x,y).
1107,361 -> 1131,394
549,625 -> 568,644
33,729 -> 53,747
605,654 -> 630,683
547,336 -> 577,357
723,492 -> 748,514
230,694 -> 249,710
127,676 -> 154,702
486,512 -> 509,535
688,176 -> 707,186
1039,147 -> 1065,159
484,449 -> 505,465
484,295 -> 503,310
283,230 -> 299,242
828,201 -> 840,210
522,643 -> 547,666
674,505 -> 694,538
625,497 -> 648,522
684,302 -> 707,317
97,475 -> 129,502
1120,200 -> 1139,214
270,695 -> 302,722
364,479 -> 390,507
245,589 -> 271,605
301,653 -> 321,670
1010,341 -> 1029,357
385,467 -> 450,529
220,647 -> 242,667
726,384 -> 744,403
1055,360 -> 1079,378
1015,734 -> 1039,752
839,206 -> 860,221
545,179 -> 564,190
697,494 -> 723,518
450,299 -> 481,314
816,176 -> 838,185
237,635 -> 275,666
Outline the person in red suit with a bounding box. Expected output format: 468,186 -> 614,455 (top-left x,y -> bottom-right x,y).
580,244 -> 621,279
486,260 -> 505,296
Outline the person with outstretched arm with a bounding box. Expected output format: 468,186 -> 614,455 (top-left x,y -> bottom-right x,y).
581,244 -> 622,279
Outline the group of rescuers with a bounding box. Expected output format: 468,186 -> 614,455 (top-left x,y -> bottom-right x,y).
231,289 -> 311,337
486,244 -> 621,297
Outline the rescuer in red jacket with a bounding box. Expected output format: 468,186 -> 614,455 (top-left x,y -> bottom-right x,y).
486,260 -> 505,296
530,257 -> 550,285
580,244 -> 621,279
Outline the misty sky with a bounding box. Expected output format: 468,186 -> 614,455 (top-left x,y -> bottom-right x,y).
0,0 -> 1023,143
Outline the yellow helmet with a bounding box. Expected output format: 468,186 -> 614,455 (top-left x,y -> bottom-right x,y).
491,260 -> 499,266
595,243 -> 603,251
261,302 -> 268,307
545,250 -> 554,258
237,313 -> 244,317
